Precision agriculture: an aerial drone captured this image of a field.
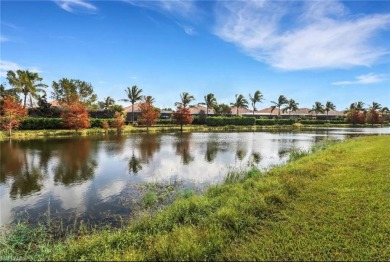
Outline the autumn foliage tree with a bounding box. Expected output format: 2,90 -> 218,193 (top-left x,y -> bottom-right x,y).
112,111 -> 125,134
173,107 -> 192,132
0,96 -> 28,137
61,100 -> 90,132
138,96 -> 160,131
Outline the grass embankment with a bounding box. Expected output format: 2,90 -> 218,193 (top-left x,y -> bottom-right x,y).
1,136 -> 389,260
1,123 -> 387,141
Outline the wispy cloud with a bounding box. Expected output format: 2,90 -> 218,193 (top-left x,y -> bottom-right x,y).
175,22 -> 197,36
332,73 -> 387,85
54,0 -> 97,14
125,0 -> 196,17
214,0 -> 390,70
125,0 -> 197,35
0,35 -> 9,43
0,61 -> 42,78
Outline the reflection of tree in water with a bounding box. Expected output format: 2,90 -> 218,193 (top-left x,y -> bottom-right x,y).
128,154 -> 142,175
278,147 -> 291,158
205,141 -> 218,162
138,134 -> 161,163
103,135 -> 126,156
10,167 -> 42,199
252,152 -> 261,164
236,149 -> 245,160
175,133 -> 193,165
53,138 -> 98,185
1,141 -> 44,199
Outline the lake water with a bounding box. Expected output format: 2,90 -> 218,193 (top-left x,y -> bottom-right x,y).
1,127 -> 389,227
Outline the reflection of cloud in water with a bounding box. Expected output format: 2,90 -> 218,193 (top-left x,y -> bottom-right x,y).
2,128 -> 389,226
52,182 -> 92,212
98,180 -> 127,200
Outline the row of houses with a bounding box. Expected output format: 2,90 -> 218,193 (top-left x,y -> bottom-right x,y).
124,104 -> 345,121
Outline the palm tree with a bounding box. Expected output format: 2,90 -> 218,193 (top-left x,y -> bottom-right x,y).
143,95 -> 155,104
367,101 -> 382,125
100,96 -> 115,110
282,99 -> 299,116
175,92 -> 195,108
324,101 -> 336,120
230,94 -> 249,116
309,101 -> 325,117
282,99 -> 299,118
381,107 -> 390,123
249,90 -> 264,115
270,95 -> 288,117
199,93 -> 217,116
355,101 -> 365,112
7,70 -> 47,108
120,85 -> 143,123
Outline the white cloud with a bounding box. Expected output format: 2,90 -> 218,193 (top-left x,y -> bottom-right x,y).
0,61 -> 20,77
176,22 -> 197,36
332,73 -> 387,85
125,0 -> 197,35
54,0 -> 97,14
0,35 -> 9,42
214,0 -> 390,70
125,0 -> 196,17
0,60 -> 42,77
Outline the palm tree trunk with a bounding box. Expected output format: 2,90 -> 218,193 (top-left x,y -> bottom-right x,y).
132,103 -> 134,123
237,107 -> 239,116
23,94 -> 27,108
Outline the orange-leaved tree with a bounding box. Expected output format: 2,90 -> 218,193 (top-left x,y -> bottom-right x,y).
61,99 -> 90,132
0,96 -> 27,137
112,111 -> 125,134
138,96 -> 160,131
173,107 -> 192,132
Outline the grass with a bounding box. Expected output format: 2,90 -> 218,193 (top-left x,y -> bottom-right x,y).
2,123 -> 388,141
1,136 -> 389,260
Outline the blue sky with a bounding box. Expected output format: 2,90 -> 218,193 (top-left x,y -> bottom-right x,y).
1,0 -> 389,110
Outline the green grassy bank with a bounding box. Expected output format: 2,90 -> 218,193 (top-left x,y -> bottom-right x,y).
1,136 -> 389,260
1,123 -> 387,141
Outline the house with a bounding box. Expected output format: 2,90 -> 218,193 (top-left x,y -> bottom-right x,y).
251,107 -> 344,119
188,105 -> 215,115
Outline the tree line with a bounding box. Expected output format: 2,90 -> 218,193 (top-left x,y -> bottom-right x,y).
1,69 -> 389,136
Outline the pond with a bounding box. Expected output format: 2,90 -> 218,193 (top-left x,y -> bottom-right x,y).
1,127 -> 389,228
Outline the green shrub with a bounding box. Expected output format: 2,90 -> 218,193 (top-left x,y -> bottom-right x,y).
255,119 -> 295,125
19,118 -> 63,130
206,116 -> 255,126
300,120 -> 346,125
156,119 -> 174,125
89,118 -> 115,128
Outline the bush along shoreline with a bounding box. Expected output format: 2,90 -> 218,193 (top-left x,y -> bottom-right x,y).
1,115 -> 388,141
1,136 -> 389,261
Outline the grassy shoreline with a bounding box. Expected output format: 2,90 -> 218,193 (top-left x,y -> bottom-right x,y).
1,136 -> 389,260
0,123 -> 387,141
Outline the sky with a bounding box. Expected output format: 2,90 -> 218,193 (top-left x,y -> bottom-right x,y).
1,0 -> 389,110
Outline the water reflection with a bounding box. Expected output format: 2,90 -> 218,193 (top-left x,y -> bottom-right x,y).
128,154 -> 142,175
138,134 -> 161,163
1,127 -> 389,227
1,141 -> 44,199
252,153 -> 261,164
205,141 -> 218,162
174,133 -> 194,164
53,138 -> 98,185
